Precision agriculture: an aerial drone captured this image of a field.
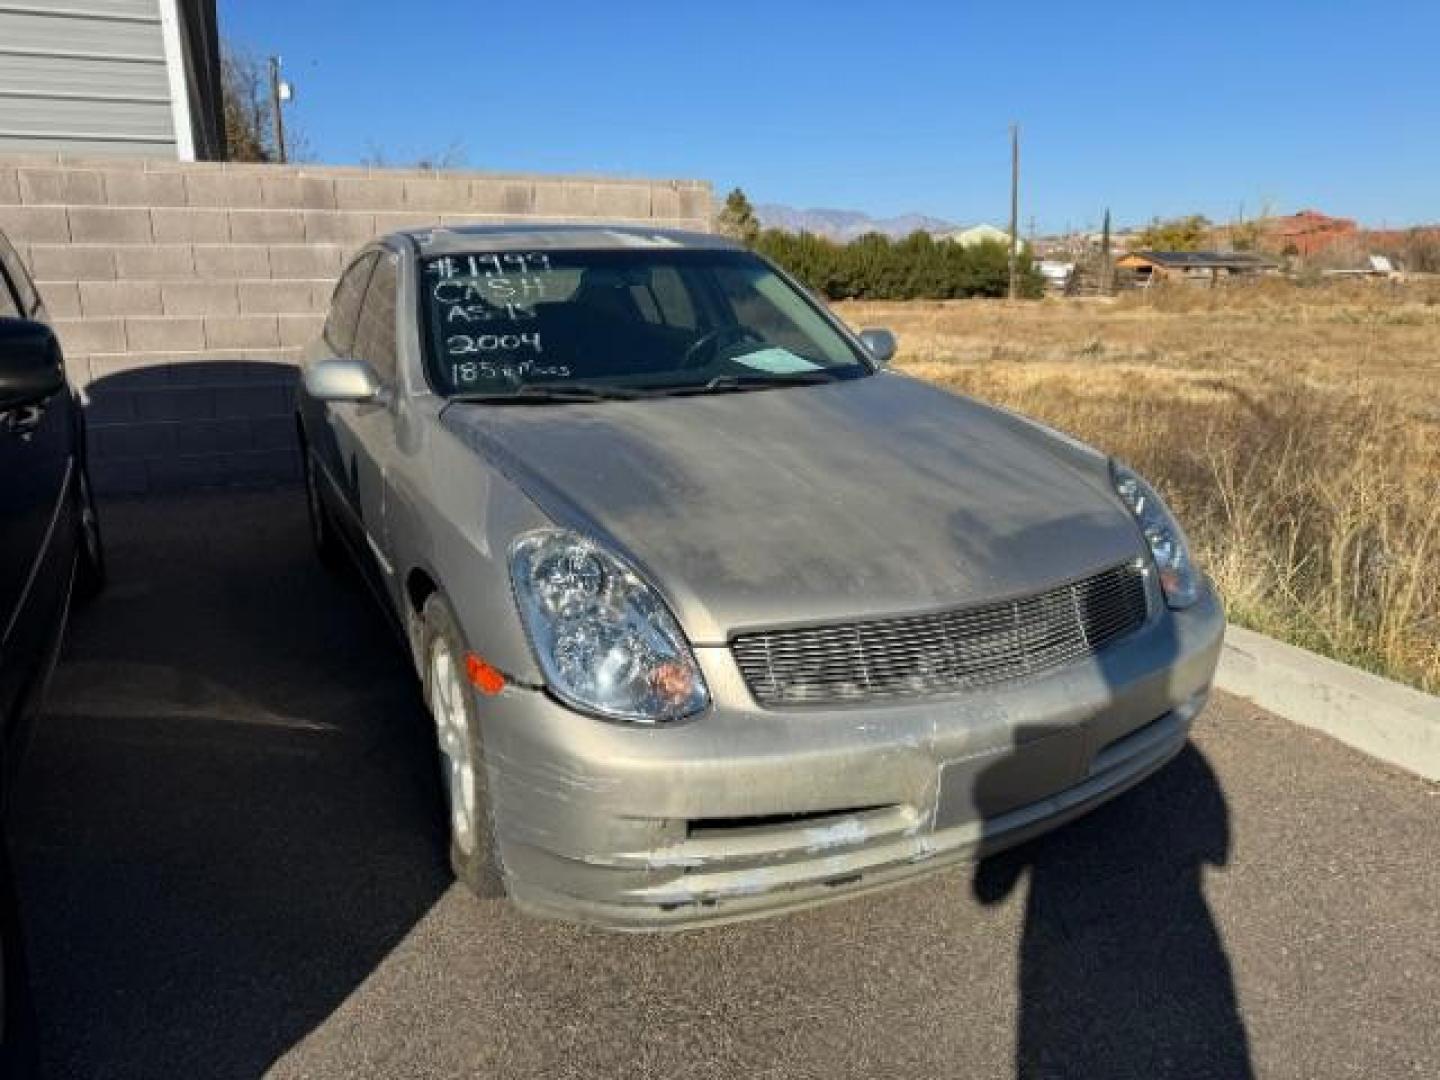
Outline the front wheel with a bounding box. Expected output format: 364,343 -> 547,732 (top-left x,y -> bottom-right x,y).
421,594 -> 505,898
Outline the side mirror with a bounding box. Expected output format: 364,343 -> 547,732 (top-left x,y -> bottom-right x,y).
303,358 -> 385,403
858,328 -> 897,367
0,319 -> 66,410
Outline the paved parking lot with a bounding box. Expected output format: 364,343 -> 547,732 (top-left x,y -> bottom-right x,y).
12,490 -> 1439,1079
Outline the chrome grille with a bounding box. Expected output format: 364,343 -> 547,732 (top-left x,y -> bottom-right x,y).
732,561 -> 1150,706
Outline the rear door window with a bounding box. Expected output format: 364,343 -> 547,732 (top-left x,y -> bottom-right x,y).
353,254 -> 398,385
325,253 -> 378,356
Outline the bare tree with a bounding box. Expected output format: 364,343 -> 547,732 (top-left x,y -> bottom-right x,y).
1398,230 -> 1440,273
360,141 -> 469,171
221,43 -> 309,163
221,44 -> 275,162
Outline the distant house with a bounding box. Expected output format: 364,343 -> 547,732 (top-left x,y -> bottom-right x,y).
943,224 -> 1019,249
1115,250 -> 1280,286
0,0 -> 224,159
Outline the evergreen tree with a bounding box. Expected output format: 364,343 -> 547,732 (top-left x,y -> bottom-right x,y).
716,188 -> 761,246
753,229 -> 1042,301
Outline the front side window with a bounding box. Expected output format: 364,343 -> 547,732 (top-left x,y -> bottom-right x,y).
419,249 -> 868,398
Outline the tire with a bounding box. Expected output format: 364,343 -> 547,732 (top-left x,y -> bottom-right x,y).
301,436 -> 343,569
73,464 -> 105,602
420,593 -> 506,898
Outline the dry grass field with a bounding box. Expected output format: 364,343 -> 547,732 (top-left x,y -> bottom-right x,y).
837,280 -> 1440,692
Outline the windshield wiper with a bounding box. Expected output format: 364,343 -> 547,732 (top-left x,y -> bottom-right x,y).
642,371 -> 841,398
447,382 -> 645,405
448,372 -> 843,405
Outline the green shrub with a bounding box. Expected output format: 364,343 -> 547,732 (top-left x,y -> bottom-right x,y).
753,229 -> 1043,301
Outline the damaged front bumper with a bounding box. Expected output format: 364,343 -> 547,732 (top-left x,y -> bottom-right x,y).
476,586 -> 1225,930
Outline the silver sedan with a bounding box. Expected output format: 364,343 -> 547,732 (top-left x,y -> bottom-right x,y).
296,225 -> 1223,929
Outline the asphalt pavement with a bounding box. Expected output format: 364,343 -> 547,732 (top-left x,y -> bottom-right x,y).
11,490 -> 1439,1079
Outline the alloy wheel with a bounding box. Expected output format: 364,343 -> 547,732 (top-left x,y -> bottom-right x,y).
428,638 -> 478,855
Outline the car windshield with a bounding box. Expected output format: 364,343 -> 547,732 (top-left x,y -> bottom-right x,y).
419,248 -> 870,398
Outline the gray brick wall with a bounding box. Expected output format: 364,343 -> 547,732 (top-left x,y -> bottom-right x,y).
0,154 -> 713,494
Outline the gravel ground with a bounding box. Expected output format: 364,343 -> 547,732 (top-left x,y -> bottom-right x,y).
11,490 -> 1438,1079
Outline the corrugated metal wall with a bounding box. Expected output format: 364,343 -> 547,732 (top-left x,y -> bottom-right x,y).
0,1 -> 180,157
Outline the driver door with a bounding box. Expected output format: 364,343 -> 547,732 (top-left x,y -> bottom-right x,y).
343,250 -> 402,588
309,252 -> 376,556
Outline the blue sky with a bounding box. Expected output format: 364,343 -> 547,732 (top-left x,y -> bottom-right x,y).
219,1 -> 1440,232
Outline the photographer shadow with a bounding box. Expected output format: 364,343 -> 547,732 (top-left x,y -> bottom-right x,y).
962,567 -> 1252,1080
973,734 -> 1251,1079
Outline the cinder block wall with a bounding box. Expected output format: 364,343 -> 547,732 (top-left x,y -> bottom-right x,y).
0,154 -> 712,494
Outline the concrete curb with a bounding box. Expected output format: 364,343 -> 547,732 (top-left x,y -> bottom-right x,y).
1215,623 -> 1440,781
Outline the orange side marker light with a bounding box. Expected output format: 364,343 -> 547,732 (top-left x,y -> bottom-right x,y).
464,652 -> 507,696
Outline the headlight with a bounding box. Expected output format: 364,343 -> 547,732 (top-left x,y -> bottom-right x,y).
1110,462 -> 1200,609
510,529 -> 709,723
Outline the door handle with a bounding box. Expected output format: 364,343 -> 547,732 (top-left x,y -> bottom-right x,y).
4,404 -> 45,437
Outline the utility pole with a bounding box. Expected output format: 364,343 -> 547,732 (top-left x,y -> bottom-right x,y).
1100,207 -> 1113,294
268,55 -> 288,164
1008,123 -> 1020,300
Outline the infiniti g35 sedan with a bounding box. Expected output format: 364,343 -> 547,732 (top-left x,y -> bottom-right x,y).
296,225 -> 1223,929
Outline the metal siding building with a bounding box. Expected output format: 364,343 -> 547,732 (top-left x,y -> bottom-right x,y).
0,0 -> 222,159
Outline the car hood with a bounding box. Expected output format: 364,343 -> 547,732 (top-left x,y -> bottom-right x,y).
441,373 -> 1143,644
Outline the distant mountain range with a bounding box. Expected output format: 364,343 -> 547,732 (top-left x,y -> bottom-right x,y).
756,203 -> 957,241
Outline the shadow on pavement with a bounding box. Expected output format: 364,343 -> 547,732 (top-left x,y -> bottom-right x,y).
10,489 -> 450,1077
968,556 -> 1252,1077
974,689 -> 1253,1079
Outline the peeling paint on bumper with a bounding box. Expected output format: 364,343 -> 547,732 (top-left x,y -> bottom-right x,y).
477,587 -> 1225,930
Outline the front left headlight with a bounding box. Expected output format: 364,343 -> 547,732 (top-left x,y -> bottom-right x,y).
510,529 -> 709,723
1110,461 -> 1201,609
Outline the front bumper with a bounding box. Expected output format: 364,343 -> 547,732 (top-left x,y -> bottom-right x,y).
477,585 -> 1225,930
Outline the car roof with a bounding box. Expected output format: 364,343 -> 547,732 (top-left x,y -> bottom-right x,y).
400,223 -> 742,256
